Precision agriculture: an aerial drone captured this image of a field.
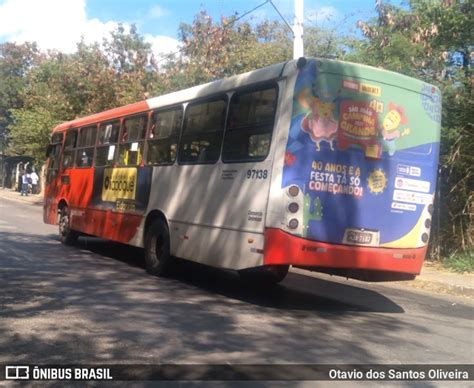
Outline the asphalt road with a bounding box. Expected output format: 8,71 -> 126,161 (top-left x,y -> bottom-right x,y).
1,198 -> 473,373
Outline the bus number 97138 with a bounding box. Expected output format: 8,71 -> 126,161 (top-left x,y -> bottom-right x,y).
246,169 -> 268,180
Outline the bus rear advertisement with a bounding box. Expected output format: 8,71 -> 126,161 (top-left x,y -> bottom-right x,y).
44,57 -> 441,284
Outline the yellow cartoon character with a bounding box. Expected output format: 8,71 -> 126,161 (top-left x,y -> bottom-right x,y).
382,102 -> 410,155
299,88 -> 338,151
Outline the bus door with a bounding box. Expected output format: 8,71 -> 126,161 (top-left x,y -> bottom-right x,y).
44,132 -> 65,224
88,115 -> 151,243
55,128 -> 78,208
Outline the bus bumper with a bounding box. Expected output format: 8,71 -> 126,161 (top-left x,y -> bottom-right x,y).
263,228 -> 426,281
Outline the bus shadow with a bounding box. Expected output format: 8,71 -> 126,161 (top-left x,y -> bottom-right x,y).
77,236 -> 404,314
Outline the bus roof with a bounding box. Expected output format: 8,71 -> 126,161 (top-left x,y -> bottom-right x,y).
51,61 -> 289,133
51,57 -> 438,133
52,100 -> 150,132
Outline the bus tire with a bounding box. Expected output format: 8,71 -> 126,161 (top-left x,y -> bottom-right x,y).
239,265 -> 289,285
144,218 -> 172,276
58,205 -> 79,245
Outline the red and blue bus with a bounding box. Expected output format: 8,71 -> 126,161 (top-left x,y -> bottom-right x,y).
44,57 -> 441,283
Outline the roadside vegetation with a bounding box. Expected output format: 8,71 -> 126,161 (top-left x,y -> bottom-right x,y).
0,0 -> 471,271
440,251 -> 474,273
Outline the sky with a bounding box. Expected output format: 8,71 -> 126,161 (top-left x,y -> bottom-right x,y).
0,0 -> 377,60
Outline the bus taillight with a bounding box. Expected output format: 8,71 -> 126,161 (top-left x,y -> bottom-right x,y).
288,202 -> 299,213
288,185 -> 299,197
288,219 -> 299,229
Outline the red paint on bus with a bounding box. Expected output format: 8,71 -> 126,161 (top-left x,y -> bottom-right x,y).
264,228 -> 425,275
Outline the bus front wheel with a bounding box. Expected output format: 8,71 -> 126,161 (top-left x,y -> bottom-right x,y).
58,205 -> 79,245
239,265 -> 289,285
144,218 -> 172,276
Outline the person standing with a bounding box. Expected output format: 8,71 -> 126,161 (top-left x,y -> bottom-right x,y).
17,163 -> 23,192
30,170 -> 39,194
20,171 -> 29,196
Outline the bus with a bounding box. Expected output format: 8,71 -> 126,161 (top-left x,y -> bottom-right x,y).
44,57 -> 441,283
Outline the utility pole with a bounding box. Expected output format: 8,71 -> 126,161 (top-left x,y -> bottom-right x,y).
293,0 -> 304,59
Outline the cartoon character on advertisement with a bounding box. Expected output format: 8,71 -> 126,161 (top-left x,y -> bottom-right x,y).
336,100 -> 381,158
381,103 -> 411,156
298,88 -> 338,151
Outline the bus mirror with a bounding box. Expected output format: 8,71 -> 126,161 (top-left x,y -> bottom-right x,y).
45,144 -> 52,158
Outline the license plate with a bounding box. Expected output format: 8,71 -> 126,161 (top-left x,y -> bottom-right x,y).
343,229 -> 380,246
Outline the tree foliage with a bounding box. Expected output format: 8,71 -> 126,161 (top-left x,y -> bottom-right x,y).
0,42 -> 40,152
9,107 -> 60,161
5,24 -> 159,160
159,11 -> 345,91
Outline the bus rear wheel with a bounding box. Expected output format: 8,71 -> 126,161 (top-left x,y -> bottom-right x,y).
144,218 -> 172,276
239,265 -> 289,285
58,205 -> 79,245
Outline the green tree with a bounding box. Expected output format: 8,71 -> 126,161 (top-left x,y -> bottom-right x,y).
9,107 -> 59,161
351,0 -> 473,261
103,24 -> 159,105
0,42 -> 39,153
8,24 -> 160,161
162,10 -> 345,92
8,53 -> 74,160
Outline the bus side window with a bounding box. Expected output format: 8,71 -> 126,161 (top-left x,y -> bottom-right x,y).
178,96 -> 227,164
62,129 -> 78,169
75,125 -> 97,168
46,132 -> 64,182
96,121 -> 120,167
118,114 -> 148,166
147,107 -> 182,165
222,85 -> 278,163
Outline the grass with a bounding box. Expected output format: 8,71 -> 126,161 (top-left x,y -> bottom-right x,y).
440,250 -> 474,273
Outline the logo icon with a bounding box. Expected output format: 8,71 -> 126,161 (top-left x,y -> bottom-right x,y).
101,167 -> 137,202
367,169 -> 387,194
5,366 -> 29,380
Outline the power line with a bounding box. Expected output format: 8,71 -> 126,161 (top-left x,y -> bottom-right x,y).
154,0 -> 270,65
268,0 -> 295,37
